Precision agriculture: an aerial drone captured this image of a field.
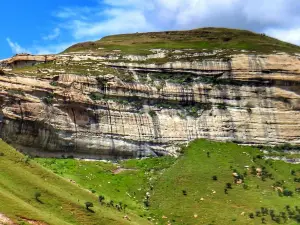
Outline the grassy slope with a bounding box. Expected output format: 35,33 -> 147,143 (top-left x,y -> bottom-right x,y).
0,140 -> 150,225
35,140 -> 300,225
64,27 -> 300,54
34,157 -> 176,221
150,140 -> 300,225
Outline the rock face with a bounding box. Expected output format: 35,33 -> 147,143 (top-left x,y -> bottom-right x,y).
1,50 -> 300,159
0,53 -> 56,68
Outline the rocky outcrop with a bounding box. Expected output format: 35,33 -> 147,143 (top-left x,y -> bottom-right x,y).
1,54 -> 56,68
0,51 -> 300,159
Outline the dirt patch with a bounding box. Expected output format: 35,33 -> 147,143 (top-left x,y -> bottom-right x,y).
19,217 -> 48,225
0,213 -> 14,225
113,168 -> 137,174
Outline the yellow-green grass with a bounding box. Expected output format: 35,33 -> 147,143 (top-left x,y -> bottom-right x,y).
149,139 -> 300,225
0,139 -> 150,225
34,156 -> 176,221
34,139 -> 300,225
64,28 -> 300,55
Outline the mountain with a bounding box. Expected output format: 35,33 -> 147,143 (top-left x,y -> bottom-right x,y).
1,28 -> 300,158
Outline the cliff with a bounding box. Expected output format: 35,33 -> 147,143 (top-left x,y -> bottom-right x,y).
1,28 -> 300,159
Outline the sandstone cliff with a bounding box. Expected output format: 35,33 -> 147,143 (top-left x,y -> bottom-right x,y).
1,28 -> 300,158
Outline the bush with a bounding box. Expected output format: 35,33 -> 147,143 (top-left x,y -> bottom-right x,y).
283,189 -> 293,197
217,103 -> 227,110
148,110 -> 157,118
85,202 -> 94,210
182,190 -> 187,196
0,152 -> 4,156
226,183 -> 232,189
212,175 -> 218,181
99,195 -> 105,203
89,92 -> 104,101
43,93 -> 54,105
34,192 -> 41,201
50,81 -> 58,86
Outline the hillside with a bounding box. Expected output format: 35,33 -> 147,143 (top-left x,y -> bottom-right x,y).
65,28 -> 300,55
34,139 -> 300,225
0,139 -> 150,225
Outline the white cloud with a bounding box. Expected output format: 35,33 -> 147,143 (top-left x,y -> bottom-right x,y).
51,0 -> 300,46
6,37 -> 74,55
33,42 -> 76,55
6,0 -> 300,56
6,38 -> 31,54
43,28 -> 60,41
71,9 -> 154,39
265,28 -> 300,45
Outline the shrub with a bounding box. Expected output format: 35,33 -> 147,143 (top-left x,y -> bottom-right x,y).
89,92 -> 104,101
291,170 -> 296,176
50,81 -> 58,86
148,110 -> 157,118
212,175 -> 218,181
99,195 -> 105,203
182,190 -> 187,196
0,152 -> 4,156
249,213 -> 254,219
217,103 -> 227,110
85,202 -> 94,210
34,192 -> 41,201
206,152 -> 211,158
226,183 -> 232,189
43,93 -> 54,105
283,189 -> 293,196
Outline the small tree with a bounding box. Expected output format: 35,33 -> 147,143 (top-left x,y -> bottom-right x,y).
224,188 -> 228,194
249,213 -> 255,219
98,195 -> 105,203
212,175 -> 218,181
35,192 -> 41,201
182,190 -> 187,196
207,152 -> 210,158
85,202 -> 94,210
109,200 -> 114,207
124,204 -> 128,213
283,189 -> 293,197
226,183 -> 232,189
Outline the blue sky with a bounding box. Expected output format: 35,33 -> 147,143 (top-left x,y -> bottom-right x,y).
1,0 -> 300,59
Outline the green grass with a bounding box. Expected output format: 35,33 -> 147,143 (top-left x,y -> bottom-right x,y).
2,138 -> 300,225
64,27 -> 300,55
33,139 -> 300,225
0,139 -> 150,225
34,156 -> 176,222
149,139 -> 300,225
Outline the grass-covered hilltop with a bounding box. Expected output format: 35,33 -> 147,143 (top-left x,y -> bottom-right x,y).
0,27 -> 300,225
65,27 -> 300,55
0,139 -> 299,225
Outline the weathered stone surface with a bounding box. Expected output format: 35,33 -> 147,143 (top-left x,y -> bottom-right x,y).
0,52 -> 300,159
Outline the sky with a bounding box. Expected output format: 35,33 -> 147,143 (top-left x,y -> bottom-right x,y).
1,0 -> 300,59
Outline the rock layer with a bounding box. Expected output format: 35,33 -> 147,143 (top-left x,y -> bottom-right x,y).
1,52 -> 300,158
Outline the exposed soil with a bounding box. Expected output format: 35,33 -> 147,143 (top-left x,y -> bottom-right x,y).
0,213 -> 14,225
